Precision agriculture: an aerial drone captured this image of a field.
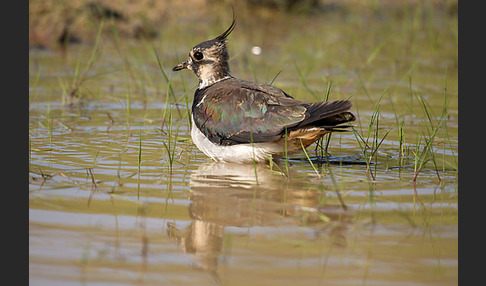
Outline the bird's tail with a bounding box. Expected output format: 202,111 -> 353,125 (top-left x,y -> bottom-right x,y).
296,100 -> 356,130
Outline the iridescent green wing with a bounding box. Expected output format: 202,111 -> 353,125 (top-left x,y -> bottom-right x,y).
193,80 -> 307,146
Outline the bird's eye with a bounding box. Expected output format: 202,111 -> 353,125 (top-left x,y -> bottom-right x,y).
193,51 -> 204,61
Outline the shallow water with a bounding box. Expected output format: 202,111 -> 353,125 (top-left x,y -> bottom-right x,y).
30,4 -> 457,286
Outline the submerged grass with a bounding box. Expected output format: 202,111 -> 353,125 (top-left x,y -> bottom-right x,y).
161,109 -> 184,175
315,80 -> 334,158
29,68 -> 41,106
411,95 -> 446,183
152,42 -> 186,128
395,70 -> 456,183
64,22 -> 104,105
137,128 -> 143,199
300,139 -> 320,178
352,88 -> 390,181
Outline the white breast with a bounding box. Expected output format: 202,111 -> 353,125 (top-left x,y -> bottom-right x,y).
190,116 -> 285,163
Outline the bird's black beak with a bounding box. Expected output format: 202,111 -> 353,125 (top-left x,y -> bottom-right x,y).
172,60 -> 189,71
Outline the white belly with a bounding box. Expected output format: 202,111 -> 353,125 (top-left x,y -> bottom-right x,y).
190,116 -> 285,163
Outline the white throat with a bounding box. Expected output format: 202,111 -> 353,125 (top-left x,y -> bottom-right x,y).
198,75 -> 232,89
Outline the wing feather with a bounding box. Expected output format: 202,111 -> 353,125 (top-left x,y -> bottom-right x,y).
192,78 -> 353,146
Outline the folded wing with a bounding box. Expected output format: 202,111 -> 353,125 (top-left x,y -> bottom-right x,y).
192,78 -> 354,146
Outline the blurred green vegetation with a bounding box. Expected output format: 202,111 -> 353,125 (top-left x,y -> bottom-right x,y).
29,0 -> 458,49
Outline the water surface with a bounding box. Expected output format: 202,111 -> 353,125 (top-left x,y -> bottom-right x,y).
30,4 -> 457,285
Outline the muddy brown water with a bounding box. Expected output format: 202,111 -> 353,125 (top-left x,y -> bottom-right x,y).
30,5 -> 457,286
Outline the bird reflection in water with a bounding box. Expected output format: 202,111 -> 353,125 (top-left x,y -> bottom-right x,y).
167,162 -> 353,282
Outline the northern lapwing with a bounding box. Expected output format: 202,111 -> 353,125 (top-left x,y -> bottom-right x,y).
172,17 -> 355,163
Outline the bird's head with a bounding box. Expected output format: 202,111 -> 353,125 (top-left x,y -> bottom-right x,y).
172,17 -> 236,89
